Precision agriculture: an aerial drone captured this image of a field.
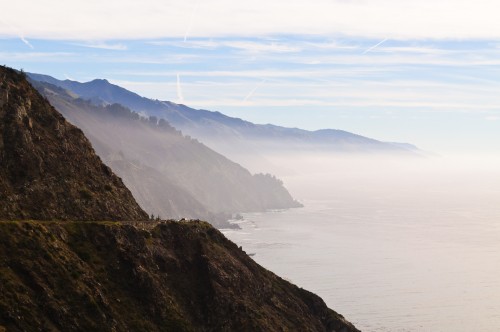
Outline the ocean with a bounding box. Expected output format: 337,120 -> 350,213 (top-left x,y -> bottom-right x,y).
222,156 -> 500,331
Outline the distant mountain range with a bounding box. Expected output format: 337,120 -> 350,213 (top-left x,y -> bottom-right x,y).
29,78 -> 301,228
28,73 -> 422,172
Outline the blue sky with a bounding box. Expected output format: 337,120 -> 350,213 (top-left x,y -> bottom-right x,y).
1,0 -> 500,154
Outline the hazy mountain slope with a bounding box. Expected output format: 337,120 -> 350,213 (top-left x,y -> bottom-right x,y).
0,66 -> 148,221
0,220 -> 360,332
28,73 -> 419,169
31,80 -> 301,227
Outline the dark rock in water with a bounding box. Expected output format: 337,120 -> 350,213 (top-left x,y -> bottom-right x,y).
0,66 -> 148,221
0,220 -> 360,332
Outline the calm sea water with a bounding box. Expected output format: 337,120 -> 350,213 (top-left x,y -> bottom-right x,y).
222,161 -> 500,331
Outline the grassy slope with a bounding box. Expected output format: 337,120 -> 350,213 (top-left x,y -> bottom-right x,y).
0,220 -> 359,332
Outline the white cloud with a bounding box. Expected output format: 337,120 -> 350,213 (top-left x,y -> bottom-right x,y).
184,0 -> 200,42
176,98 -> 500,110
0,52 -> 74,61
485,116 -> 500,121
243,79 -> 267,103
363,38 -> 388,54
0,20 -> 34,49
1,0 -> 500,40
19,36 -> 34,49
148,39 -> 303,53
176,73 -> 184,102
222,41 -> 302,54
72,41 -> 128,50
110,77 -> 500,111
114,68 -> 395,80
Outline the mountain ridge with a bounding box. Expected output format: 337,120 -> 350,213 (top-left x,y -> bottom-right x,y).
0,67 -> 148,221
27,72 -> 419,155
30,79 -> 302,227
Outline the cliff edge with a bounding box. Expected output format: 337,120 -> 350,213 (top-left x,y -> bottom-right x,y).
0,220 -> 359,332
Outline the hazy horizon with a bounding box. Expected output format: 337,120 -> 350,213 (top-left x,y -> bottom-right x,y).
223,152 -> 500,331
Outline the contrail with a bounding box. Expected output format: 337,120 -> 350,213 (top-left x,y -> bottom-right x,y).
0,20 -> 34,49
20,35 -> 34,49
184,0 -> 200,42
176,73 -> 184,103
243,79 -> 267,103
363,38 -> 388,54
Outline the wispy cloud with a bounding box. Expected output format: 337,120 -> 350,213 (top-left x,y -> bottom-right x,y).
243,79 -> 267,103
19,36 -> 34,49
184,0 -> 200,42
0,52 -> 74,61
223,41 -> 301,54
112,77 -> 500,110
113,68 -> 387,80
363,38 -> 388,54
0,20 -> 34,49
370,46 -> 450,55
72,41 -> 128,50
174,98 -> 500,110
485,116 -> 500,121
148,39 -> 218,49
149,39 -> 302,53
176,73 -> 184,102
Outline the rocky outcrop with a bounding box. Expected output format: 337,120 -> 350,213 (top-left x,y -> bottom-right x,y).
0,220 -> 360,332
0,66 -> 148,221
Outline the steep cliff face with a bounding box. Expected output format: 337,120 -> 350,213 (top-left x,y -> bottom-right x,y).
0,66 -> 148,221
0,220 -> 359,332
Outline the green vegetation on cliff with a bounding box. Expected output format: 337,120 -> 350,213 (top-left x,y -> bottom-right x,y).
0,220 -> 359,332
0,66 -> 148,221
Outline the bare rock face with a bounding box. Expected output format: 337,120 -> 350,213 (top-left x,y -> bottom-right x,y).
0,220 -> 360,332
0,66 -> 148,221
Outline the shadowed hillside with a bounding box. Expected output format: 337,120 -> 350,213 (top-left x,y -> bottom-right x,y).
0,67 -> 148,221
31,80 -> 301,227
0,220 -> 360,332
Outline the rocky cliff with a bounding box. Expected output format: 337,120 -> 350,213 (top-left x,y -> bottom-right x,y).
0,220 -> 359,332
0,66 -> 148,221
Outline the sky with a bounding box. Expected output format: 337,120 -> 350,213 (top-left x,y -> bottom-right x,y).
1,0 -> 500,154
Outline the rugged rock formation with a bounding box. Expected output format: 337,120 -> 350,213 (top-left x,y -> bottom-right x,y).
0,66 -> 148,221
0,220 -> 360,332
